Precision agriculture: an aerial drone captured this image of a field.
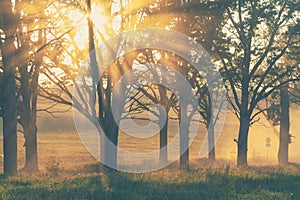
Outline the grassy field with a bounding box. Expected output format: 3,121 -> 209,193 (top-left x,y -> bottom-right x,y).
0,131 -> 299,199
0,163 -> 300,199
17,105 -> 300,166
0,105 -> 300,199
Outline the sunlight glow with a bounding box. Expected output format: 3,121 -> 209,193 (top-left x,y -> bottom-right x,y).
90,5 -> 108,36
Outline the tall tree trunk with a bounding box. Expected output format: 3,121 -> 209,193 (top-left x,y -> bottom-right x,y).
19,83 -> 39,172
102,118 -> 119,169
177,62 -> 190,169
20,88 -> 38,172
25,59 -> 40,172
278,84 -> 290,165
86,0 -> 107,169
237,114 -> 250,166
159,113 -> 168,164
0,0 -> 18,175
24,122 -> 38,172
208,124 -> 215,161
19,55 -> 41,172
19,60 -> 40,172
179,101 -> 189,169
237,66 -> 250,167
102,76 -> 119,170
205,86 -> 216,161
22,16 -> 43,174
158,85 -> 168,164
2,70 -> 17,175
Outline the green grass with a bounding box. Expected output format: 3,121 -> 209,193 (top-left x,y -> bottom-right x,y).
0,164 -> 300,200
0,107 -> 300,199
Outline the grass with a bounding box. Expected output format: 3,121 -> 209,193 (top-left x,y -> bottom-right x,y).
0,163 -> 300,199
0,107 -> 300,199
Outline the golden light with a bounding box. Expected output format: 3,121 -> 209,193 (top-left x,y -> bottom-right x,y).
90,5 -> 108,37
48,3 -> 109,52
45,3 -> 110,68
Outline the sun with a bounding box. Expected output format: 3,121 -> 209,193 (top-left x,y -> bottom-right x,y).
71,4 -> 110,50
57,4 -> 109,50
42,1 -> 115,70
90,5 -> 108,37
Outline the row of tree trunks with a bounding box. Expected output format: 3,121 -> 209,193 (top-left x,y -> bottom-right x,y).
237,84 -> 291,167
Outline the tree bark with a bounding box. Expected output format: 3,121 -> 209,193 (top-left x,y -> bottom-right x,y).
19,55 -> 41,172
179,101 -> 189,169
208,124 -> 215,161
0,0 -> 18,175
237,114 -> 250,166
24,123 -> 38,172
19,91 -> 39,172
102,117 -> 119,169
159,114 -> 168,164
2,71 -> 18,175
278,84 -> 290,165
158,85 -> 168,164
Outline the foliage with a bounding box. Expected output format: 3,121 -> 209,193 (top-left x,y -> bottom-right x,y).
214,0 -> 300,166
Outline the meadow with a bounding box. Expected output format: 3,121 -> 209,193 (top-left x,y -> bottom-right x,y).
0,106 -> 299,199
0,161 -> 300,199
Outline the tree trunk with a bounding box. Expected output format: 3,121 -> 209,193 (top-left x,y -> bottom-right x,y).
158,85 -> 168,164
159,113 -> 168,164
20,102 -> 39,172
102,120 -> 119,170
2,71 -> 18,175
179,102 -> 189,169
208,124 -> 215,161
24,123 -> 38,172
19,59 -> 40,173
237,114 -> 250,166
99,67 -> 128,170
278,84 -> 290,165
0,0 -> 18,175
86,0 -> 108,170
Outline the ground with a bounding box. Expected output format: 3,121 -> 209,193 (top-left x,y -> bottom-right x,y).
0,162 -> 300,199
0,105 -> 299,199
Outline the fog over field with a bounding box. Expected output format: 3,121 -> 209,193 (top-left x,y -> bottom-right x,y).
0,104 -> 299,170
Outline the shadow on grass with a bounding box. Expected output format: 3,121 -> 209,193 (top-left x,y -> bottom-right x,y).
0,163 -> 300,199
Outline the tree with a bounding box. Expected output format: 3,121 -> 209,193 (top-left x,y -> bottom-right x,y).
123,53 -> 173,165
0,0 -> 18,175
279,33 -> 300,165
14,0 -> 47,172
264,38 -> 300,165
37,0 -> 136,169
37,0 -> 227,170
216,0 -> 299,166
